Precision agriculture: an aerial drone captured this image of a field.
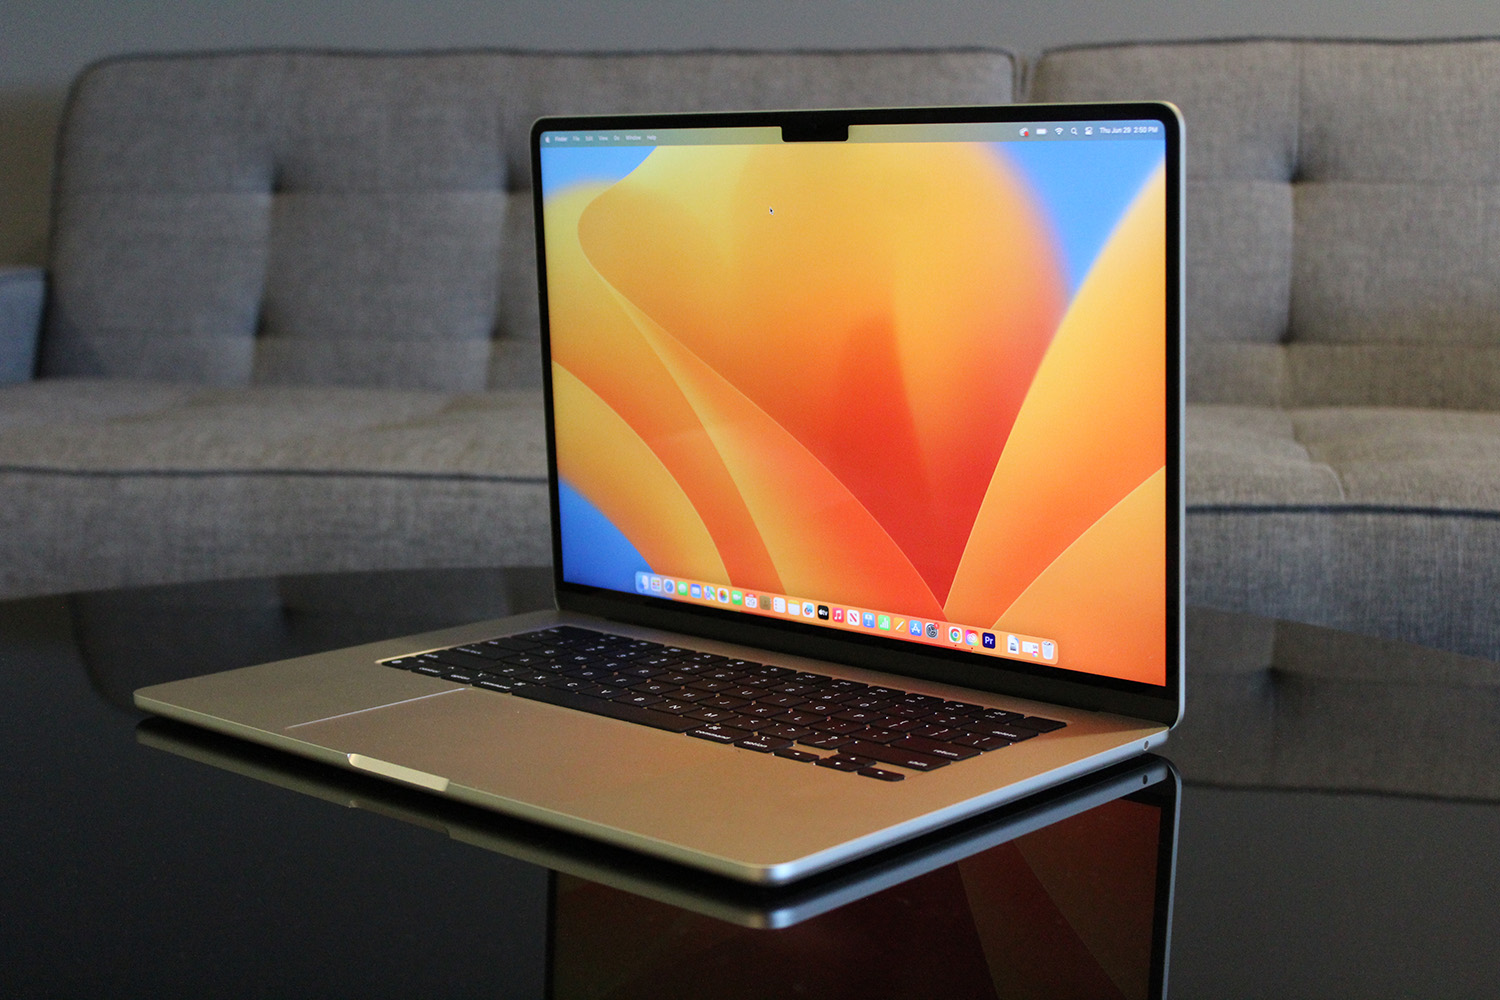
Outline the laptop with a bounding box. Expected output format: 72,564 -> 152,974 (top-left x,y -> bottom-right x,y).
135,101 -> 1184,885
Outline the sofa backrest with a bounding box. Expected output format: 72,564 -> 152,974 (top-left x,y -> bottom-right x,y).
42,49 -> 1015,391
1031,39 -> 1500,410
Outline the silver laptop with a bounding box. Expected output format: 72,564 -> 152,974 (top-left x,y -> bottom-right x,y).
136,101 -> 1185,885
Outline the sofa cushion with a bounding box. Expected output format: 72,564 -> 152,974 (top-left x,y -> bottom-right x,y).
1188,404 -> 1500,657
0,380 -> 550,597
43,49 -> 1017,393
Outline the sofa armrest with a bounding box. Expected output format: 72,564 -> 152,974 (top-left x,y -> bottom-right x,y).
0,267 -> 44,383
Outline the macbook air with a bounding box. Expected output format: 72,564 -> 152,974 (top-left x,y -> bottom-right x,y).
136,101 -> 1185,884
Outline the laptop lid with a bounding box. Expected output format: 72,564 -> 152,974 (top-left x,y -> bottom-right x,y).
531,103 -> 1183,726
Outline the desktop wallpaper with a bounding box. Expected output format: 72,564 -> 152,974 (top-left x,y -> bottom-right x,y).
541,131 -> 1168,685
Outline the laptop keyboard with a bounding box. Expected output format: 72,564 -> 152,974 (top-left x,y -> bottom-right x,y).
382,625 -> 1065,782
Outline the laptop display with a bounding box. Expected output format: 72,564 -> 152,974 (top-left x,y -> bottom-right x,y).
538,111 -> 1175,689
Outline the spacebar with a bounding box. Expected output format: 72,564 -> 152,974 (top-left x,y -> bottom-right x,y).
511,683 -> 699,733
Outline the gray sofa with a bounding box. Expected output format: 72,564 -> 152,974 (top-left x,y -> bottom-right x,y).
5,40 -> 1500,660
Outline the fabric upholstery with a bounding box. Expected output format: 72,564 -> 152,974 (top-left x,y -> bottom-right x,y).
0,379 -> 550,595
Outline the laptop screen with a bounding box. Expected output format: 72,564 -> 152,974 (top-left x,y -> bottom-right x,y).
535,107 -> 1179,690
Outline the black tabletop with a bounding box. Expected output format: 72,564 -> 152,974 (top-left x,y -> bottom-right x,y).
4,568 -> 1498,998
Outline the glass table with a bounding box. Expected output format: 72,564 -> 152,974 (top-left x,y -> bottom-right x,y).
4,567 -> 1496,997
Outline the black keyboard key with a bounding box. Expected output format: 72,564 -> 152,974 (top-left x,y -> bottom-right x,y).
841,740 -> 950,772
628,680 -> 680,695
687,724 -> 751,745
774,748 -> 820,763
864,686 -> 907,698
759,724 -> 814,741
925,712 -> 977,727
686,706 -> 741,724
561,664 -> 615,681
889,735 -> 981,761
969,724 -> 1038,742
473,637 -> 540,653
858,767 -> 905,782
811,719 -> 868,736
614,691 -> 666,708
511,683 -> 698,733
700,695 -> 751,710
774,710 -> 829,726
815,754 -> 874,772
800,733 -> 855,750
1015,716 -> 1067,733
953,733 -> 1013,751
501,652 -> 551,668
735,735 -> 793,753
911,724 -> 960,740
579,683 -> 628,699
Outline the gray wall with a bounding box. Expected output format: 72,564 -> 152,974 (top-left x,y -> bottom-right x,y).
4,0 -> 1500,265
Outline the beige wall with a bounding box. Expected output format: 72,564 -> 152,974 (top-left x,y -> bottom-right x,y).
4,0 -> 1498,265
